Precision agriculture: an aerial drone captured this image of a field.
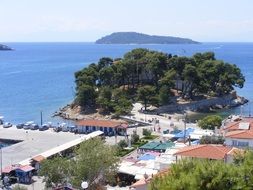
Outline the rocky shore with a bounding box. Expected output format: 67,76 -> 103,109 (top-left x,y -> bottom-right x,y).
54,91 -> 249,121
53,104 -> 114,120
157,92 -> 248,114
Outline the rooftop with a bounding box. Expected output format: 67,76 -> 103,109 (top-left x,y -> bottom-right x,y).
225,130 -> 253,139
32,155 -> 45,163
0,126 -> 102,168
139,141 -> 175,151
76,119 -> 128,128
223,117 -> 253,132
174,144 -> 236,160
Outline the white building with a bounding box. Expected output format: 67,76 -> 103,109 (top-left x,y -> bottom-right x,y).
225,130 -> 253,148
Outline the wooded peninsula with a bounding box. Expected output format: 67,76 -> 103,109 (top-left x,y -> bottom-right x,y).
74,48 -> 245,117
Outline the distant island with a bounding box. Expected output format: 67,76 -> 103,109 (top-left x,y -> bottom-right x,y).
0,44 -> 12,51
95,32 -> 199,44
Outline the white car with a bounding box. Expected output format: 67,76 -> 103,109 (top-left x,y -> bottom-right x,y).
3,122 -> 12,128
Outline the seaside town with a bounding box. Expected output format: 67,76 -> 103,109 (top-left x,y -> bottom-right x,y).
1,1 -> 253,190
0,97 -> 252,190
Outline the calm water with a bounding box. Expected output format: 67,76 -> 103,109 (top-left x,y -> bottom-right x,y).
0,43 -> 252,124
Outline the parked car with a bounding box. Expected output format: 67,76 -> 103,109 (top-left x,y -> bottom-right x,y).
69,126 -> 77,133
23,121 -> 34,130
53,126 -> 62,132
60,123 -> 68,132
47,122 -> 53,128
39,124 -> 49,131
30,123 -> 39,130
3,122 -> 12,128
16,123 -> 24,129
0,116 -> 4,125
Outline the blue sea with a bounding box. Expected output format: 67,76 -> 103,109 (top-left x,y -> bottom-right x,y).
0,43 -> 252,124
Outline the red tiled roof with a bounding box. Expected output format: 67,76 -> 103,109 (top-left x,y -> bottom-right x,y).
2,165 -> 19,173
76,119 -> 128,128
32,155 -> 45,163
224,117 -> 253,132
174,145 -> 234,160
17,165 -> 34,172
226,130 -> 253,139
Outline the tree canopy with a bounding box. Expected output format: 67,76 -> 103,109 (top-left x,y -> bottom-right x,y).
39,138 -> 119,190
150,151 -> 253,190
198,115 -> 222,130
75,49 -> 244,115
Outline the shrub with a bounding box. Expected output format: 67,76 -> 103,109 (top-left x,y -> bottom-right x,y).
131,130 -> 140,144
200,135 -> 225,144
198,115 -> 222,130
142,128 -> 152,137
118,140 -> 128,149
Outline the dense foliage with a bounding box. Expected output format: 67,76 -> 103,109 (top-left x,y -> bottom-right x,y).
39,138 -> 119,190
75,49 -> 244,115
198,115 -> 222,130
200,135 -> 225,144
150,151 -> 253,190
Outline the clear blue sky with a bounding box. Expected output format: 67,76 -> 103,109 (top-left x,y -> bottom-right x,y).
1,0 -> 253,42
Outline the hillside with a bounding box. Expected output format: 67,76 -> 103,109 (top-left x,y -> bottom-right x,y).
95,32 -> 199,44
0,44 -> 12,50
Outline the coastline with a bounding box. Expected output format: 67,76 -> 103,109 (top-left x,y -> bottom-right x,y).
54,92 -> 248,123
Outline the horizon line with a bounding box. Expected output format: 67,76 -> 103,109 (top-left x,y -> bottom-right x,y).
2,41 -> 253,43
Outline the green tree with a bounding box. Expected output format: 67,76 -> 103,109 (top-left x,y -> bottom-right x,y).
75,85 -> 96,108
118,139 -> 128,149
39,157 -> 72,188
97,86 -> 113,113
200,135 -> 225,144
142,128 -> 152,137
149,153 -> 253,190
137,85 -> 156,111
72,138 -> 119,189
40,138 -> 119,190
159,85 -> 171,105
198,115 -> 222,130
97,57 -> 113,71
131,130 -> 140,144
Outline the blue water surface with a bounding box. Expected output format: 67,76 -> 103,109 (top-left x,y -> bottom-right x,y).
0,43 -> 252,124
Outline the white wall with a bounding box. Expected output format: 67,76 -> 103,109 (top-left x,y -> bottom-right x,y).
225,137 -> 253,148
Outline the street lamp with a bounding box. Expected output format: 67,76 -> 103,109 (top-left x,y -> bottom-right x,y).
81,181 -> 88,189
183,112 -> 187,144
0,147 -> 2,184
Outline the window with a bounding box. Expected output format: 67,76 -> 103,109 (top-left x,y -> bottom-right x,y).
238,141 -> 249,147
232,140 -> 237,146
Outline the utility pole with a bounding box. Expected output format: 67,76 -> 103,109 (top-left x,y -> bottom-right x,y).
40,111 -> 43,126
0,148 -> 2,183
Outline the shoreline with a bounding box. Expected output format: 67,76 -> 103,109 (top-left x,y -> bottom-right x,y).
53,92 -> 249,123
